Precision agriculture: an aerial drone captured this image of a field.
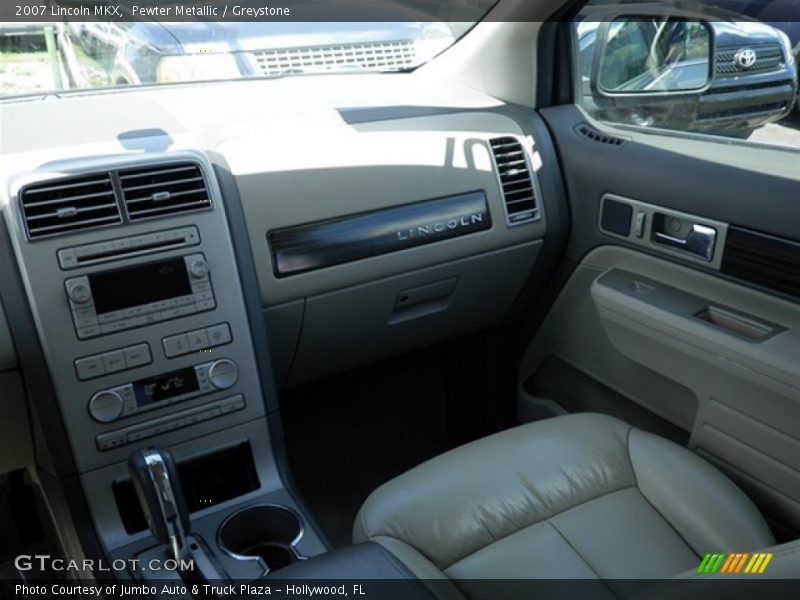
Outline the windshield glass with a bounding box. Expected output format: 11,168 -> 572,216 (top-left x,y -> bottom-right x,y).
1,1 -> 493,98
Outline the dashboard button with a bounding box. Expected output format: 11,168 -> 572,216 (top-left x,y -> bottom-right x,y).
124,344 -> 152,368
202,407 -> 222,419
220,395 -> 245,413
634,211 -> 647,238
77,325 -> 101,339
72,306 -> 95,319
163,305 -> 195,319
126,429 -> 148,443
75,355 -> 105,380
195,299 -> 216,312
100,322 -> 126,334
58,249 -> 78,269
89,390 -> 124,423
75,316 -> 99,328
187,329 -> 210,351
171,295 -> 195,307
117,384 -> 135,401
66,280 -> 92,304
208,359 -> 239,390
206,323 -> 232,346
121,316 -> 147,329
163,334 -> 190,358
189,258 -> 210,279
102,350 -> 126,373
96,431 -> 127,451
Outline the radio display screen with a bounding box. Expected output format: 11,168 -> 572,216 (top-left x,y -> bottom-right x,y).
133,367 -> 199,407
89,257 -> 191,314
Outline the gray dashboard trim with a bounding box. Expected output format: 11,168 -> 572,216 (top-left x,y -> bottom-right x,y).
6,151 -> 271,473
236,112 -> 547,308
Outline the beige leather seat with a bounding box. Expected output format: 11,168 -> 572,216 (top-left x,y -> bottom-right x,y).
354,414 -> 780,596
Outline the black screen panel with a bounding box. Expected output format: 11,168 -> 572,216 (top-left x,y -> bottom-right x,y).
89,257 -> 191,314
133,367 -> 200,407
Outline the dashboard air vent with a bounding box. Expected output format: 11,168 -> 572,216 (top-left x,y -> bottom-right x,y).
120,163 -> 211,221
489,137 -> 538,224
20,173 -> 121,240
576,123 -> 626,146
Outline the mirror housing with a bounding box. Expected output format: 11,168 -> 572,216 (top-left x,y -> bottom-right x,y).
589,17 -> 714,98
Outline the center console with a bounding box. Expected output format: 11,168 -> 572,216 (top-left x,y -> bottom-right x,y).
4,151 -> 327,580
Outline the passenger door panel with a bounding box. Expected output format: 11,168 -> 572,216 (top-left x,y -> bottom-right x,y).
521,104 -> 800,538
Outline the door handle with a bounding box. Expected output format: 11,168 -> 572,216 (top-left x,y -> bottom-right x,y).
652,217 -> 716,262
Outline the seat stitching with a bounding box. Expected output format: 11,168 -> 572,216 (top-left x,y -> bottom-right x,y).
442,486 -> 638,571
547,519 -> 621,598
370,421 -> 639,569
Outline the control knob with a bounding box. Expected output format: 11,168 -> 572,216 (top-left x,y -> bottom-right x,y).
89,390 -> 124,423
207,359 -> 239,390
189,258 -> 210,279
67,281 -> 92,304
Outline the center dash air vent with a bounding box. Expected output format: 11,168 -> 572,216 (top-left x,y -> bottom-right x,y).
20,172 -> 121,240
120,162 -> 211,221
489,137 -> 538,225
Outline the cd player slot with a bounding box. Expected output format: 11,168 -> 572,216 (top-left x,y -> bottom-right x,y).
58,226 -> 200,270
76,239 -> 186,265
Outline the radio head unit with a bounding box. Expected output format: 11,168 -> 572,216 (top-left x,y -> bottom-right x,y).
65,253 -> 215,339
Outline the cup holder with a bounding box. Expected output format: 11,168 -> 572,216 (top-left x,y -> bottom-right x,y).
218,505 -> 304,573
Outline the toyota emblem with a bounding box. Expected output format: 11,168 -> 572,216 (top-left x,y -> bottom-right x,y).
734,48 -> 758,69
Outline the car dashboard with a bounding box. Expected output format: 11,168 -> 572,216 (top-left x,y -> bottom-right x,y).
0,73 -> 555,565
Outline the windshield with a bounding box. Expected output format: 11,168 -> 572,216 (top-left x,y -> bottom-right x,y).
0,2 -> 492,98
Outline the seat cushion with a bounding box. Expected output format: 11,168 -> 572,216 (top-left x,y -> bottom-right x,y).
353,413 -> 774,588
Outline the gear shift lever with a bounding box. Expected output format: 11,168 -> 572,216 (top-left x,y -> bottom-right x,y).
128,448 -> 191,562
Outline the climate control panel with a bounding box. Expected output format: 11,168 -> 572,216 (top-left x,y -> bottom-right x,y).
95,395 -> 246,451
88,358 -> 240,423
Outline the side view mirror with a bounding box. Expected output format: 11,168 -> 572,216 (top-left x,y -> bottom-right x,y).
589,17 -> 714,97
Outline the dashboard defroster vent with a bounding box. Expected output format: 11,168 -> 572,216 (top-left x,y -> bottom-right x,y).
576,123 -> 626,146
120,163 -> 211,221
20,173 -> 121,240
489,137 -> 538,225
